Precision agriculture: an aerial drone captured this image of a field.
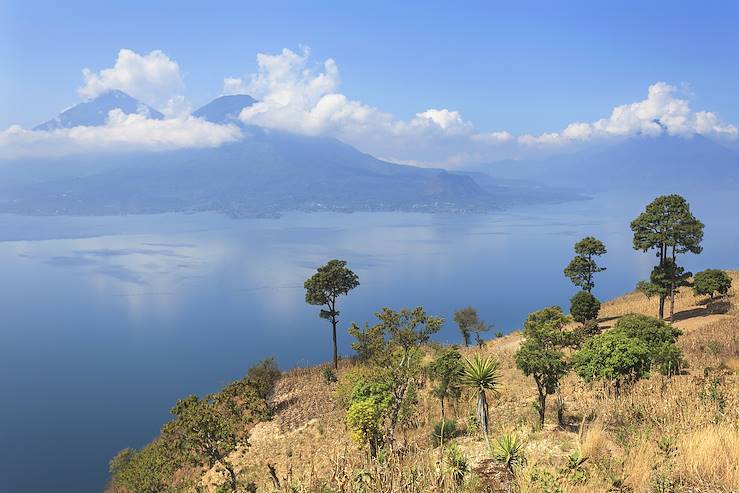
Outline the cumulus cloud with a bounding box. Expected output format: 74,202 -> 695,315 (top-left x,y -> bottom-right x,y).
2,47 -> 737,165
0,110 -> 242,159
0,49 -> 243,158
519,82 -> 738,146
222,77 -> 248,95
79,49 -> 185,112
233,48 -> 737,167
234,47 -> 513,165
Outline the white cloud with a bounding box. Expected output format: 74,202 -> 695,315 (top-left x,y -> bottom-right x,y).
235,47 -> 513,166
222,77 -> 248,95
233,49 -> 737,167
519,82 -> 738,146
2,47 -> 737,166
79,49 -> 185,110
0,110 -> 242,159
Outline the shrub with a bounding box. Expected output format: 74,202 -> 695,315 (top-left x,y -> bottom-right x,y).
572,329 -> 651,391
693,269 -> 732,299
346,379 -> 394,456
322,366 -> 338,384
570,290 -> 601,323
432,419 -> 458,447
109,440 -> 184,492
616,314 -> 683,374
573,314 -> 684,390
246,357 -> 281,400
560,451 -> 588,484
446,443 -> 469,486
346,398 -> 385,455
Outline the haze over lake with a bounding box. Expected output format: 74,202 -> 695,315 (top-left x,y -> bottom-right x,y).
1,191 -> 737,492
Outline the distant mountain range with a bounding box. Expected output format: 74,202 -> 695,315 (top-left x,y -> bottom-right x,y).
484,134 -> 739,194
5,90 -> 736,218
0,91 -> 583,216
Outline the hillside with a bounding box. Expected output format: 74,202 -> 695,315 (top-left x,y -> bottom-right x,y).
110,272 -> 739,493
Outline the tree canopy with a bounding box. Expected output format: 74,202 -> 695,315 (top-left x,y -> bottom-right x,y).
453,306 -> 489,347
572,313 -> 683,392
304,259 -> 360,369
569,290 -> 601,323
631,195 -> 704,257
630,195 -> 703,319
514,306 -> 572,427
693,269 -> 732,299
564,236 -> 607,292
348,306 -> 443,448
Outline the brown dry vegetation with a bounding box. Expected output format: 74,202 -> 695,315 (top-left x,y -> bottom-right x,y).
198,272 -> 739,493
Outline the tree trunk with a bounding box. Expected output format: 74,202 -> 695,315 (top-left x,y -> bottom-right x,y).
478,392 -> 490,448
657,243 -> 666,320
331,317 -> 338,370
658,295 -> 666,320
438,399 -> 446,458
223,460 -> 238,492
538,391 -> 546,429
555,385 -> 565,427
386,379 -> 410,449
534,379 -> 546,429
669,283 -> 676,322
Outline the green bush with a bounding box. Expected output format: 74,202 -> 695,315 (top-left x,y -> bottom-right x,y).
246,357 -> 281,400
569,290 -> 601,323
345,378 -> 394,456
432,419 -> 458,446
693,269 -> 732,299
322,366 -> 338,384
572,314 -> 683,390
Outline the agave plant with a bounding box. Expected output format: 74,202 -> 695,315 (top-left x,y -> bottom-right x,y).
445,443 -> 469,487
462,354 -> 501,446
491,433 -> 526,472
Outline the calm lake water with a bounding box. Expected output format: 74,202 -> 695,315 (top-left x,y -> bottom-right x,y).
1,191 -> 737,492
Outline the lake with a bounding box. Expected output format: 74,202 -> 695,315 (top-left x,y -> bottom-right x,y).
1,190 -> 737,492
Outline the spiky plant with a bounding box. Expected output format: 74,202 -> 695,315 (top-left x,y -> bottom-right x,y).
462,354 -> 501,446
491,433 -> 526,472
445,443 -> 469,487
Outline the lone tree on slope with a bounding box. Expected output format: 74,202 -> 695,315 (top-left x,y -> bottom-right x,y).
564,236 -> 607,292
453,306 -> 489,347
305,259 -> 360,369
693,269 -> 732,300
514,306 -> 572,428
630,195 -> 703,320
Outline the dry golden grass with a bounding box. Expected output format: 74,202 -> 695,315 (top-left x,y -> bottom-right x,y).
675,426 -> 739,490
197,271 -> 739,492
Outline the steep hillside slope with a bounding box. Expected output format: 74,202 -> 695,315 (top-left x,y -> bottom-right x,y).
188,272 -> 739,492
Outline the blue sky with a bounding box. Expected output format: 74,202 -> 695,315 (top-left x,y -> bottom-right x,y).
1,1 -> 738,165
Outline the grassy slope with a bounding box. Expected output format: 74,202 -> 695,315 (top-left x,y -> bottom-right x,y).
201,272 -> 739,492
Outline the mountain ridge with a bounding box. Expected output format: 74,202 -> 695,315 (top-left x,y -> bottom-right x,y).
483,134 -> 739,192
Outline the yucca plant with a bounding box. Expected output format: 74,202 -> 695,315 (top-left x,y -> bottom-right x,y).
491,433 -> 526,472
445,443 -> 469,488
462,354 -> 501,446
